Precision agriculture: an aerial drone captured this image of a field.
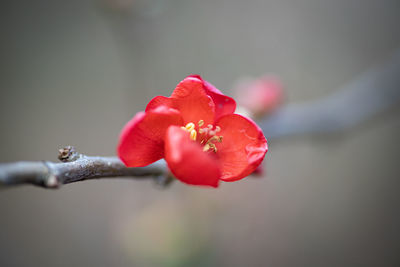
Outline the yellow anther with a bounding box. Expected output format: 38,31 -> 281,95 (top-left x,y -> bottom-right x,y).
209,143 -> 217,152
208,135 -> 221,142
202,141 -> 217,153
185,122 -> 195,131
190,129 -> 197,141
181,120 -> 223,153
203,143 -> 210,152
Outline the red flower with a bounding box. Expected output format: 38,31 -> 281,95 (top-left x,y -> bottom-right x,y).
118,75 -> 268,187
234,75 -> 284,118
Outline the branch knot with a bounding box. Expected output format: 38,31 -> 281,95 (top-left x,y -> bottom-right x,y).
58,146 -> 79,162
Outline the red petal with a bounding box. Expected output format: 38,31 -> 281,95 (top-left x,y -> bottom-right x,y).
215,114 -> 268,181
170,76 -> 215,125
118,106 -> 183,167
188,74 -> 236,119
146,77 -> 215,126
145,96 -> 173,112
164,126 -> 221,187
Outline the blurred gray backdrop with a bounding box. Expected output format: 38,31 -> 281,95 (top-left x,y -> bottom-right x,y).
1,0 -> 400,266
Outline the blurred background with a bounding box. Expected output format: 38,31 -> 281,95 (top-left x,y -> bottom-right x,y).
1,0 -> 400,266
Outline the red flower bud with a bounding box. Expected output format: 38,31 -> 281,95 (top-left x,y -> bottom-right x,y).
234,75 -> 284,118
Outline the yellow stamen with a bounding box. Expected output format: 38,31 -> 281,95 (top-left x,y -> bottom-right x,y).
208,135 -> 219,142
210,143 -> 217,152
203,143 -> 210,152
208,135 -> 223,143
182,120 -> 223,153
202,140 -> 219,153
190,129 -> 197,141
184,122 -> 195,132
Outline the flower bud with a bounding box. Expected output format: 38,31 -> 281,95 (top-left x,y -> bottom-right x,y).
234,75 -> 284,118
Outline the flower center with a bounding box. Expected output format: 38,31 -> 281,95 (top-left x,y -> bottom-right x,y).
181,120 -> 223,153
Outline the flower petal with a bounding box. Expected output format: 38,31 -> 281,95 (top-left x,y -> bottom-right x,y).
170,76 -> 215,125
164,126 -> 221,187
145,96 -> 173,112
118,106 -> 183,167
215,114 -> 268,181
146,77 -> 215,126
188,74 -> 236,119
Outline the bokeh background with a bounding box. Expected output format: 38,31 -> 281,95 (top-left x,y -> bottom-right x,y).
1,0 -> 400,266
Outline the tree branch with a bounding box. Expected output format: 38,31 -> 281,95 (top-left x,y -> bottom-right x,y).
2,50 -> 400,189
262,48 -> 400,138
0,146 -> 170,189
